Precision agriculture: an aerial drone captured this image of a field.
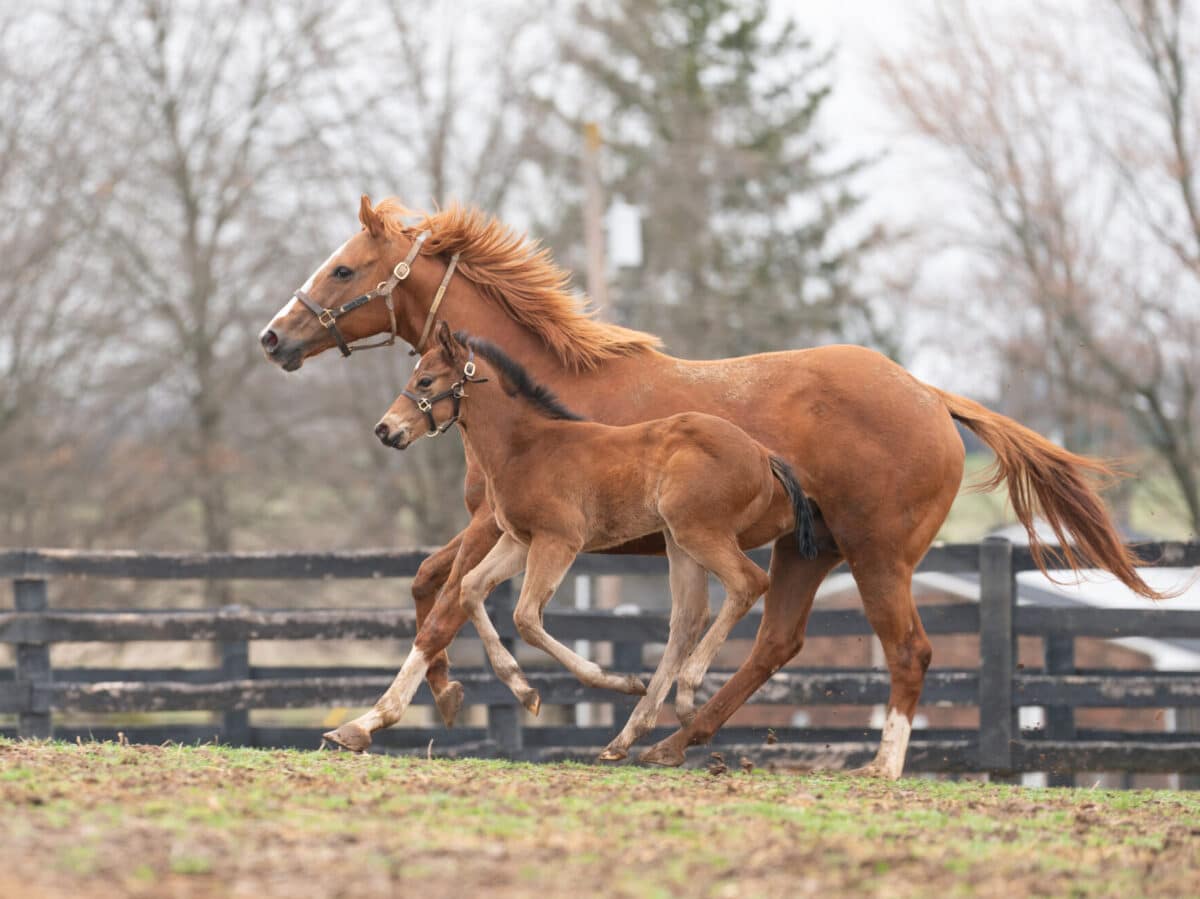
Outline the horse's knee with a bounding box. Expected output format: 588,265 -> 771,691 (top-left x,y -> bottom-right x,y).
412,556 -> 447,607
755,630 -> 804,674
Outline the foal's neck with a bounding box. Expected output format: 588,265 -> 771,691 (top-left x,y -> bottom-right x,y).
457,367 -> 563,478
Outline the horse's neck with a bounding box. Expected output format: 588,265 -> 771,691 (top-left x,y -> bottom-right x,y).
457,376 -> 554,483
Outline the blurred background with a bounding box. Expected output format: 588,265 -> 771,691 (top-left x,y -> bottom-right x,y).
1,0 -> 1196,566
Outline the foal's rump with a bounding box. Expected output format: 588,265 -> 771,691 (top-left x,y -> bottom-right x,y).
652,412 -> 819,555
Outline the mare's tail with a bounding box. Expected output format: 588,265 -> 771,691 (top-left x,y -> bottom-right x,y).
769,455 -> 819,560
929,387 -> 1170,600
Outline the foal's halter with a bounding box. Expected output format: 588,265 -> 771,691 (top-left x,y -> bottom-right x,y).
400,349 -> 488,437
291,230 -> 461,357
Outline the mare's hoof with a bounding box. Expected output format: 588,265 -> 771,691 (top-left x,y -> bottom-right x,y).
322,722 -> 373,753
597,745 -> 628,763
844,763 -> 897,780
434,681 -> 465,728
639,740 -> 686,767
518,687 -> 542,716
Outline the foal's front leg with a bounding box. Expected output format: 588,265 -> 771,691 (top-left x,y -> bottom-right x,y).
514,537 -> 647,696
599,534 -> 709,761
458,534 -> 541,714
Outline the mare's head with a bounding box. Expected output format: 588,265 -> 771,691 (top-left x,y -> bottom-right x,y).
375,322 -> 479,450
259,195 -> 422,370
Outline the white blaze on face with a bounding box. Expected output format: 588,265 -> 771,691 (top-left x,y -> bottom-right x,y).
266,236 -> 355,330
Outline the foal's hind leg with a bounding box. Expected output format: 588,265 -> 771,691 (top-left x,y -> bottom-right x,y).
641,536 -> 839,767
667,534 -> 770,727
515,537 -> 647,696
458,534 -> 541,714
599,534 -> 709,762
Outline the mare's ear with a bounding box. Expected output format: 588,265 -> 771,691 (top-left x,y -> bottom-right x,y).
359,194 -> 383,237
435,320 -> 459,363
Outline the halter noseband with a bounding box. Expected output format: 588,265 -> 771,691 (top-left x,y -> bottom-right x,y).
400,348 -> 488,437
291,230 -> 461,357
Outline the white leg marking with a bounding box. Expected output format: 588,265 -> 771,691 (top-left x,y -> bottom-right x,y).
874,706 -> 913,779
349,647 -> 429,733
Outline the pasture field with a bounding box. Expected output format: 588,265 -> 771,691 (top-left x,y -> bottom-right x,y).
1,739 -> 1198,898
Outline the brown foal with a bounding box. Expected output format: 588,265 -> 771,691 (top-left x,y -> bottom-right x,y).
262,197 -> 1166,778
371,323 -> 819,761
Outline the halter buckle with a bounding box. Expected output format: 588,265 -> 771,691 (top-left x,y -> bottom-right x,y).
417,398 -> 432,412
463,361 -> 476,378
317,309 -> 337,328
393,261 -> 412,280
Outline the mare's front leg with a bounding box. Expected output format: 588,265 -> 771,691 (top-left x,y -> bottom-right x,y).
412,532 -> 465,726
599,534 -> 709,761
514,536 -> 647,696
457,533 -> 540,714
323,512 -> 503,752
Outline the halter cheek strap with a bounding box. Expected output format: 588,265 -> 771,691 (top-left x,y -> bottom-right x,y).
292,231 -> 461,358
400,349 -> 488,436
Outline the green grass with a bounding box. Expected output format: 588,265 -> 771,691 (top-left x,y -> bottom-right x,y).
1,740 -> 1198,898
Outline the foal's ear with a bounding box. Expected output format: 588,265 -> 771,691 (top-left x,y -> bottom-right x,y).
435,320 -> 459,362
359,194 -> 383,237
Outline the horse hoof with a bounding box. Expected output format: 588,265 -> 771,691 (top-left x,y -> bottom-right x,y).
622,675 -> 648,696
518,687 -> 542,716
322,723 -> 372,753
434,681 -> 465,728
639,741 -> 686,767
597,745 -> 628,763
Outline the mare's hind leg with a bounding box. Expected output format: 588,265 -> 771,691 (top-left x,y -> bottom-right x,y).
458,534 -> 541,714
843,561 -> 931,779
599,534 -> 709,762
666,534 -> 770,727
515,537 -> 647,696
641,536 -> 840,767
412,533 -> 465,726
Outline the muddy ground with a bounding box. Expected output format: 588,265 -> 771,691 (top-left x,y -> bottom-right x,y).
1,740 -> 1198,898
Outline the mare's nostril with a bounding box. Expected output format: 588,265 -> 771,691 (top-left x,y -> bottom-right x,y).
374,423 -> 391,442
260,329 -> 279,353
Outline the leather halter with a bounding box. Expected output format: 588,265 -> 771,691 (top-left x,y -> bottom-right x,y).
400,348 -> 488,437
291,230 -> 461,357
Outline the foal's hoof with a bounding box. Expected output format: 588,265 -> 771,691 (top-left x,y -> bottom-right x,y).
322,722 -> 373,753
639,740 -> 686,767
597,744 -> 628,763
620,675 -> 648,697
518,687 -> 542,716
434,681 -> 465,728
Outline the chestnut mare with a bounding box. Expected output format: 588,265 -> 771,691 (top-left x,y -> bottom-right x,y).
260,196 -> 1163,778
373,322 -> 820,761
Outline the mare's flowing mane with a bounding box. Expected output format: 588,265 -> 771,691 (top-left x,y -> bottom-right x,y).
456,331 -> 585,422
373,198 -> 662,372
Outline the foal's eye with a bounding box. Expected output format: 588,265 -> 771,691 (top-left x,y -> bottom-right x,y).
331,265 -> 353,280
417,376 -> 434,389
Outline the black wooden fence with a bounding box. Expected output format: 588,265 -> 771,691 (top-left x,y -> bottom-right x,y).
2,539 -> 1199,778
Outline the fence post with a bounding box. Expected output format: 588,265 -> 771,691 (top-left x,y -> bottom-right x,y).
220,605 -> 251,747
1043,634 -> 1075,787
979,538 -> 1016,774
15,578 -> 52,740
486,581 -> 523,755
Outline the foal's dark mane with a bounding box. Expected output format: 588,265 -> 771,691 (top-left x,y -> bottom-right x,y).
457,332 -> 586,422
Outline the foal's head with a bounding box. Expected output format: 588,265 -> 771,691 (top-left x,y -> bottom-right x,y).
259,195 -> 424,370
375,322 -> 582,449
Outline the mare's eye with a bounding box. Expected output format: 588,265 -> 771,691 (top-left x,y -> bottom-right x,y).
418,376 -> 434,389
332,265 -> 353,280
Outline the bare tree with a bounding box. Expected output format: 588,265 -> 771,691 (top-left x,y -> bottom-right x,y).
880,0 -> 1200,536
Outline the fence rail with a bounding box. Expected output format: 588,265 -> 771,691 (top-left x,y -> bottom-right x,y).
2,540 -> 1199,778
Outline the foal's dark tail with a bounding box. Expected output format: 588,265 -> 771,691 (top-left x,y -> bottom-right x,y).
769,455 -> 819,560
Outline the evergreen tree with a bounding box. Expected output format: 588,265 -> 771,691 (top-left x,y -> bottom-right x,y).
564,0 -> 885,358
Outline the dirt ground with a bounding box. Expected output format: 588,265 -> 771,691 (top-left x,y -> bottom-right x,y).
2,740 -> 1198,898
